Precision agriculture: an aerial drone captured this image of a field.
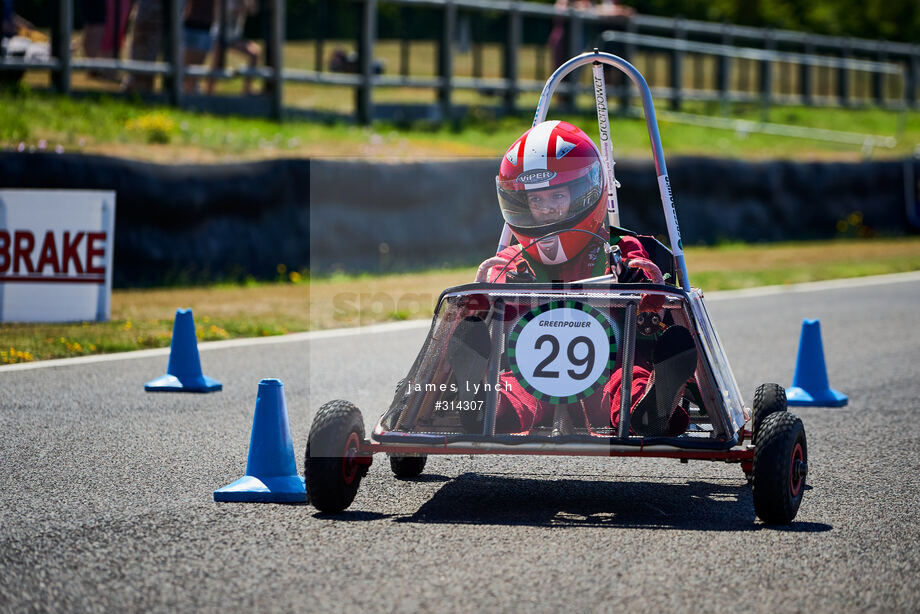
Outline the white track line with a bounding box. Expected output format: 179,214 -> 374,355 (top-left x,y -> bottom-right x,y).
2,271 -> 918,373
0,319 -> 432,373
703,269 -> 920,301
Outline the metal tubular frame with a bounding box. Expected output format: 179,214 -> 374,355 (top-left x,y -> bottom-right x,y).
616,303 -> 637,437
591,60 -> 621,228
363,439 -> 753,462
482,299 -> 505,437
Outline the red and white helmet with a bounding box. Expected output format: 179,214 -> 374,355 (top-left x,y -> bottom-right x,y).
496,120 -> 606,265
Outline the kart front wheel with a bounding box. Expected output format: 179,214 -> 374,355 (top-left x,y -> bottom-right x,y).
305,400 -> 369,513
389,454 -> 427,479
752,412 -> 807,524
752,383 -> 787,445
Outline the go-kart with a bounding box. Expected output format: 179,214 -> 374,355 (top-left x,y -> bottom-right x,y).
305,51 -> 808,525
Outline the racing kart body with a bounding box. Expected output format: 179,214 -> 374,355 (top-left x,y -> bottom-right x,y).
374,280 -> 745,451
305,51 -> 808,525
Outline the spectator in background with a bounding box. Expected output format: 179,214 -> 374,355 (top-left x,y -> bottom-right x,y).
207,0 -> 260,95
328,48 -> 385,75
2,0 -> 16,38
182,0 -> 217,93
83,0 -> 132,81
82,0 -> 106,59
1,7 -> 46,44
594,0 -> 634,19
481,120 -> 693,437
103,0 -> 132,59
0,5 -> 50,87
122,0 -> 161,92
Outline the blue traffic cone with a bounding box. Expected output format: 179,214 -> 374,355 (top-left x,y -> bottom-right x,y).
214,378 -> 306,503
145,308 -> 222,393
786,319 -> 848,407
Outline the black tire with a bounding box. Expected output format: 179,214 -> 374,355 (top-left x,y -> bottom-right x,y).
753,412 -> 808,525
305,400 -> 367,513
752,383 -> 787,445
389,454 -> 427,479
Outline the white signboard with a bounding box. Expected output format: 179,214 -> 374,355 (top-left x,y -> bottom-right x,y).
508,301 -> 619,405
0,190 -> 115,322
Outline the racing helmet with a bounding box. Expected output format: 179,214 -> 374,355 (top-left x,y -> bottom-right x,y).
496,120 -> 606,265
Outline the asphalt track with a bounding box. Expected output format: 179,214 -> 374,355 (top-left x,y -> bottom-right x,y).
1,273 -> 919,613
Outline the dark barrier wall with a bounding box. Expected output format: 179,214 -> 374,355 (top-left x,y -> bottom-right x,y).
0,153 -> 310,286
310,157 -> 917,273
0,153 -> 915,285
309,159 -> 501,273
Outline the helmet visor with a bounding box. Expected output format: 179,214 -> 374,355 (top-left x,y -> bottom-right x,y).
496,161 -> 603,232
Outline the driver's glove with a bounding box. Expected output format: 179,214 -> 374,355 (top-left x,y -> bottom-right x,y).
626,257 -> 667,317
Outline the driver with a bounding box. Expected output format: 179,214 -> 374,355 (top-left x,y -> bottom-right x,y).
475,120 -> 695,436
478,119 -> 619,283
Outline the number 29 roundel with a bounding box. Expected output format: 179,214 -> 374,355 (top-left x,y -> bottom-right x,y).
508,301 -> 618,405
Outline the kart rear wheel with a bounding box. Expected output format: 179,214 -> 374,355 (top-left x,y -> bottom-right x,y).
752,412 -> 807,525
389,454 -> 427,479
305,400 -> 368,513
752,383 -> 787,445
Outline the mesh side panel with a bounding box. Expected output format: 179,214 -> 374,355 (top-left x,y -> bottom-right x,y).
380,297 -> 465,431
376,286 -> 721,441
636,324 -> 717,438
668,307 -> 719,432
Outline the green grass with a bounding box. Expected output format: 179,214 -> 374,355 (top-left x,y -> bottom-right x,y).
2,237 -> 919,365
692,257 -> 920,291
3,83 -> 918,162
7,36 -> 920,163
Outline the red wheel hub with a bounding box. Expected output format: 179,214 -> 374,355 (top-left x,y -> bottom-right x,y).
789,442 -> 806,497
342,432 -> 360,485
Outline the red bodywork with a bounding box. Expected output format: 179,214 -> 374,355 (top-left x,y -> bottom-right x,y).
357,428 -> 755,466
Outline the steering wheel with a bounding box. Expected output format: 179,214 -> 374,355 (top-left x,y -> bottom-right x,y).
489,228 -> 612,282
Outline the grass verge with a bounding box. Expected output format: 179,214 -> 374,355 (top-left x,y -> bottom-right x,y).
3,82 -> 918,163
1,237 -> 918,365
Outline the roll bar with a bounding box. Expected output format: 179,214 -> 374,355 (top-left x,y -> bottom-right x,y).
497,50 -> 691,291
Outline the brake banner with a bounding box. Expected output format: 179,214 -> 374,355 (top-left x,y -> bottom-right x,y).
0,190 -> 115,322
